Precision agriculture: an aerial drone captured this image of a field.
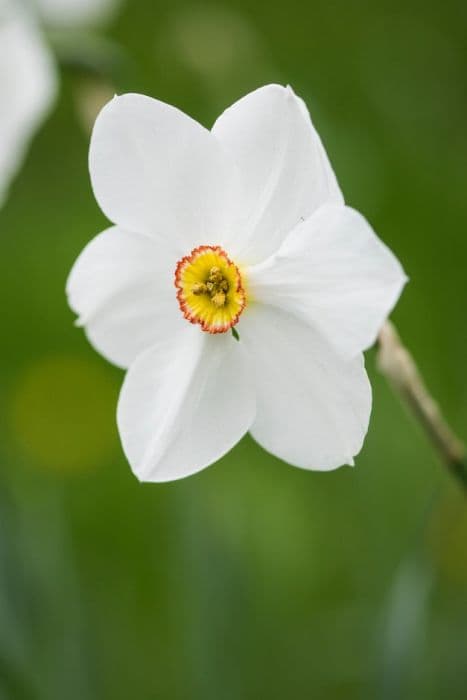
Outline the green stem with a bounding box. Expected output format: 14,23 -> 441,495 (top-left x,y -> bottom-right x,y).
377,321 -> 467,492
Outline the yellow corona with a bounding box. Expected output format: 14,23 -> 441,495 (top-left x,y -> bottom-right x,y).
175,245 -> 246,333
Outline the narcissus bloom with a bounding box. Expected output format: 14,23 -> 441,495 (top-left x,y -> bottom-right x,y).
0,0 -> 119,207
67,84 -> 407,482
0,0 -> 55,206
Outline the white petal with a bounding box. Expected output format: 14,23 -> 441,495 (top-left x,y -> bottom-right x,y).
89,93 -> 244,251
117,329 -> 256,482
0,6 -> 56,206
248,204 -> 407,358
212,84 -> 343,263
239,305 -> 371,470
32,0 -> 120,28
66,226 -> 181,369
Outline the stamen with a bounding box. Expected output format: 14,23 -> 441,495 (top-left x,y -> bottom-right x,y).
211,291 -> 226,307
191,265 -> 231,307
192,282 -> 207,295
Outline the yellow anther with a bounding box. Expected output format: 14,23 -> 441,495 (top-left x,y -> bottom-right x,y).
192,282 -> 207,295
211,291 -> 226,307
208,267 -> 224,284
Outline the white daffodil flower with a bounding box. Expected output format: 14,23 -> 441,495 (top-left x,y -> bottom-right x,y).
0,0 -> 119,206
0,0 -> 56,206
67,84 -> 407,482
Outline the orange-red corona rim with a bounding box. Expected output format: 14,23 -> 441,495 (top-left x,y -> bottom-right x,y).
174,245 -> 246,333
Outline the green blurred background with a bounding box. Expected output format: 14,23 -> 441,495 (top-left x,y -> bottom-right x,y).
1,0 -> 467,698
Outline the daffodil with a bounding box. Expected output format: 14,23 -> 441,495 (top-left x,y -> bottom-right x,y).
0,0 -> 120,206
67,84 -> 407,482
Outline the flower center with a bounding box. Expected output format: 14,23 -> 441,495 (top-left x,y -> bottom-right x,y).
174,245 -> 246,333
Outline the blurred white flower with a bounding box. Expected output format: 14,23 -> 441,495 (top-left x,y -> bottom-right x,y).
0,0 -> 119,206
31,0 -> 120,28
0,0 -> 55,205
67,84 -> 407,482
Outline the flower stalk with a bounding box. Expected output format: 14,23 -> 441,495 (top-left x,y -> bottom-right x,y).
377,321 -> 467,492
